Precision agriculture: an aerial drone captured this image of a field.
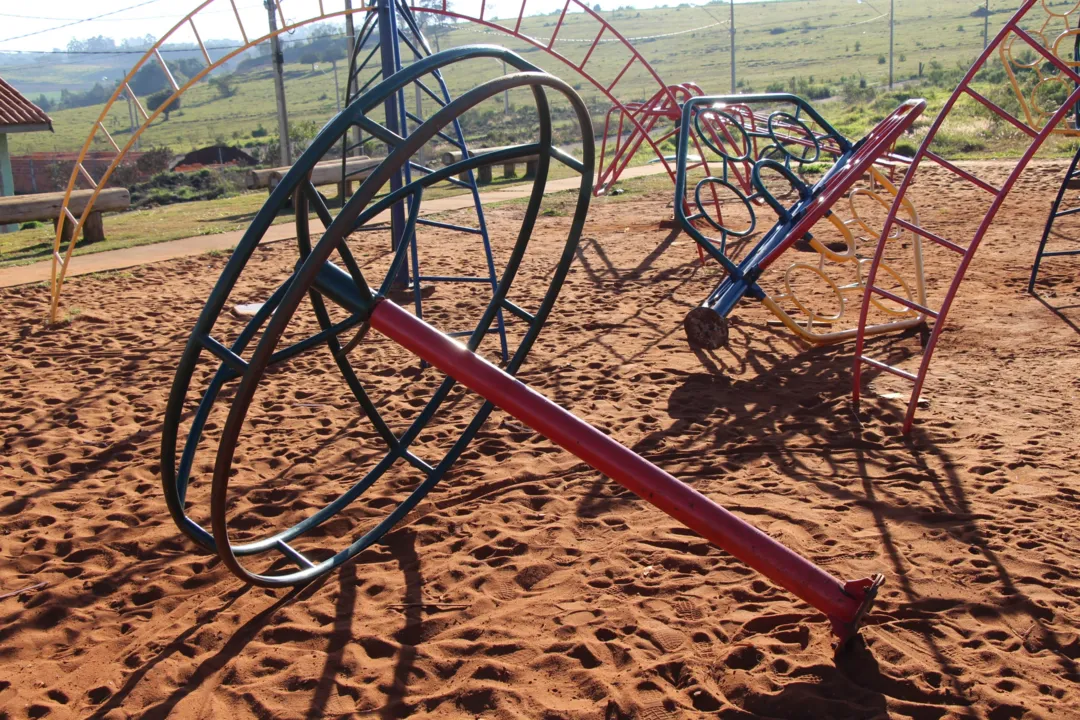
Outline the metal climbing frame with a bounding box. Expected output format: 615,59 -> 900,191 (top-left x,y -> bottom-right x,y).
674,94 -> 925,348
162,46 -> 887,645
999,0 -> 1080,134
48,0 -> 696,323
341,0 -> 508,360
1029,142 -> 1080,291
853,0 -> 1080,433
161,46 -> 581,586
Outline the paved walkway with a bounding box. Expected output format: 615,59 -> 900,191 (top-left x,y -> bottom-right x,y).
0,164 -> 669,288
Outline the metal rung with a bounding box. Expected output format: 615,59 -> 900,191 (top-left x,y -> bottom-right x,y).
402,450 -> 435,474
200,333 -> 248,374
500,298 -> 535,323
447,328 -> 499,338
416,218 -> 483,235
858,355 -> 918,382
1012,27 -> 1080,86
962,87 -> 1037,138
417,275 -> 492,283
276,540 -> 315,570
1041,249 -> 1080,256
869,286 -> 938,318
924,151 -> 1000,195
1054,206 -> 1080,218
893,217 -> 966,254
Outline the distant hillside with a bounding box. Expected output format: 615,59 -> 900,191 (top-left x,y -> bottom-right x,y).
3,0 -> 1025,156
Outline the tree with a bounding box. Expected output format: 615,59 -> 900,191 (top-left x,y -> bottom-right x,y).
322,45 -> 346,67
300,51 -> 320,70
147,90 -> 181,121
209,74 -> 237,98
413,0 -> 452,39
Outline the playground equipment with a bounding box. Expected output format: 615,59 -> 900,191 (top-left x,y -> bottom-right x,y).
161,47 -> 885,645
674,94 -> 926,348
1030,143 -> 1080,292
337,0 -> 508,360
46,0 -> 713,324
1000,0 -> 1080,134
853,0 -> 1080,432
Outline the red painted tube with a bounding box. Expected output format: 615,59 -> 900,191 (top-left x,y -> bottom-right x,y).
369,299 -> 881,640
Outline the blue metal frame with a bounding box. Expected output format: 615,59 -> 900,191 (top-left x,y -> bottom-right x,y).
673,94 -> 852,342
342,0 -> 508,362
1030,141 -> 1080,292
1030,34 -> 1080,292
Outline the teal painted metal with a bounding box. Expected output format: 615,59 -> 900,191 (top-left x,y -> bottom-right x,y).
161,46 -> 594,587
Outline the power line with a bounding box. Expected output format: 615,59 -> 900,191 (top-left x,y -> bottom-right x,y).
0,0 -> 169,44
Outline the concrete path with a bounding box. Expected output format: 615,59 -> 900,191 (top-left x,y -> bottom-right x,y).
0,164 -> 668,288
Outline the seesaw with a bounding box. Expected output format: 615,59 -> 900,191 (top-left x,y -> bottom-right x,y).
161,47 -> 885,646
674,94 -> 927,347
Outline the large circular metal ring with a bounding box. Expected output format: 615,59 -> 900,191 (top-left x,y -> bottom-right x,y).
160,47 -> 595,587
694,177 -> 757,237
695,108 -> 752,162
767,111 -> 821,164
783,263 -> 845,324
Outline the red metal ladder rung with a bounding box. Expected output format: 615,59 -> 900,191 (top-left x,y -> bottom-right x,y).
578,26 -> 605,71
547,0 -> 571,49
962,86 -> 1037,138
606,55 -> 636,93
923,151 -> 1001,195
892,217 -> 967,254
868,286 -> 939,319
858,355 -> 919,382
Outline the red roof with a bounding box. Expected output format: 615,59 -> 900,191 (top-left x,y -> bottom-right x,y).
0,76 -> 52,132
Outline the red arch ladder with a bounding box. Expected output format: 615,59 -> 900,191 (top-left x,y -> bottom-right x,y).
852,0 -> 1080,432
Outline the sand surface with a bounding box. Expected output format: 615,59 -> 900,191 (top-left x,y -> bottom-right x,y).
1,160 -> 1079,719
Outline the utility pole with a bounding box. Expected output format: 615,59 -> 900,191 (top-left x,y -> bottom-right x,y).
266,0 -> 291,165
333,61 -> 342,113
983,0 -> 990,49
729,0 -> 736,93
888,0 -> 894,88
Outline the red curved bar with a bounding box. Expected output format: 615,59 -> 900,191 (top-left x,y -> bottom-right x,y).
852,0 -> 1080,432
369,298 -> 883,643
758,99 -> 926,269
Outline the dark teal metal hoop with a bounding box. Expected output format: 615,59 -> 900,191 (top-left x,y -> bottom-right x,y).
161,46 -> 595,587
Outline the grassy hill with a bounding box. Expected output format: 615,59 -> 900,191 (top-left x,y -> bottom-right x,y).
4,0 -> 1039,157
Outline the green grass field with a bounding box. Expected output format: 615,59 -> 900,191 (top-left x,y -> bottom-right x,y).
3,0 -> 1036,156
3,0 -> 1079,272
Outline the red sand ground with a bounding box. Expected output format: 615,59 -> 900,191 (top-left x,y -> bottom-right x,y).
1,160 -> 1079,719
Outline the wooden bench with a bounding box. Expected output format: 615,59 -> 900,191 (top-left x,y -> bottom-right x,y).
246,157 -> 376,197
0,188 -> 130,244
441,146 -> 539,184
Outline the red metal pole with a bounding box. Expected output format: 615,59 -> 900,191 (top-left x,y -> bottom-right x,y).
368,299 -> 882,641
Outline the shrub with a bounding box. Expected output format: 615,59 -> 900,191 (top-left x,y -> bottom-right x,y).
136,146 -> 173,175
878,54 -> 886,64
251,124 -> 270,138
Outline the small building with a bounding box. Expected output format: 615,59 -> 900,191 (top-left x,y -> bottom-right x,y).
0,76 -> 53,232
